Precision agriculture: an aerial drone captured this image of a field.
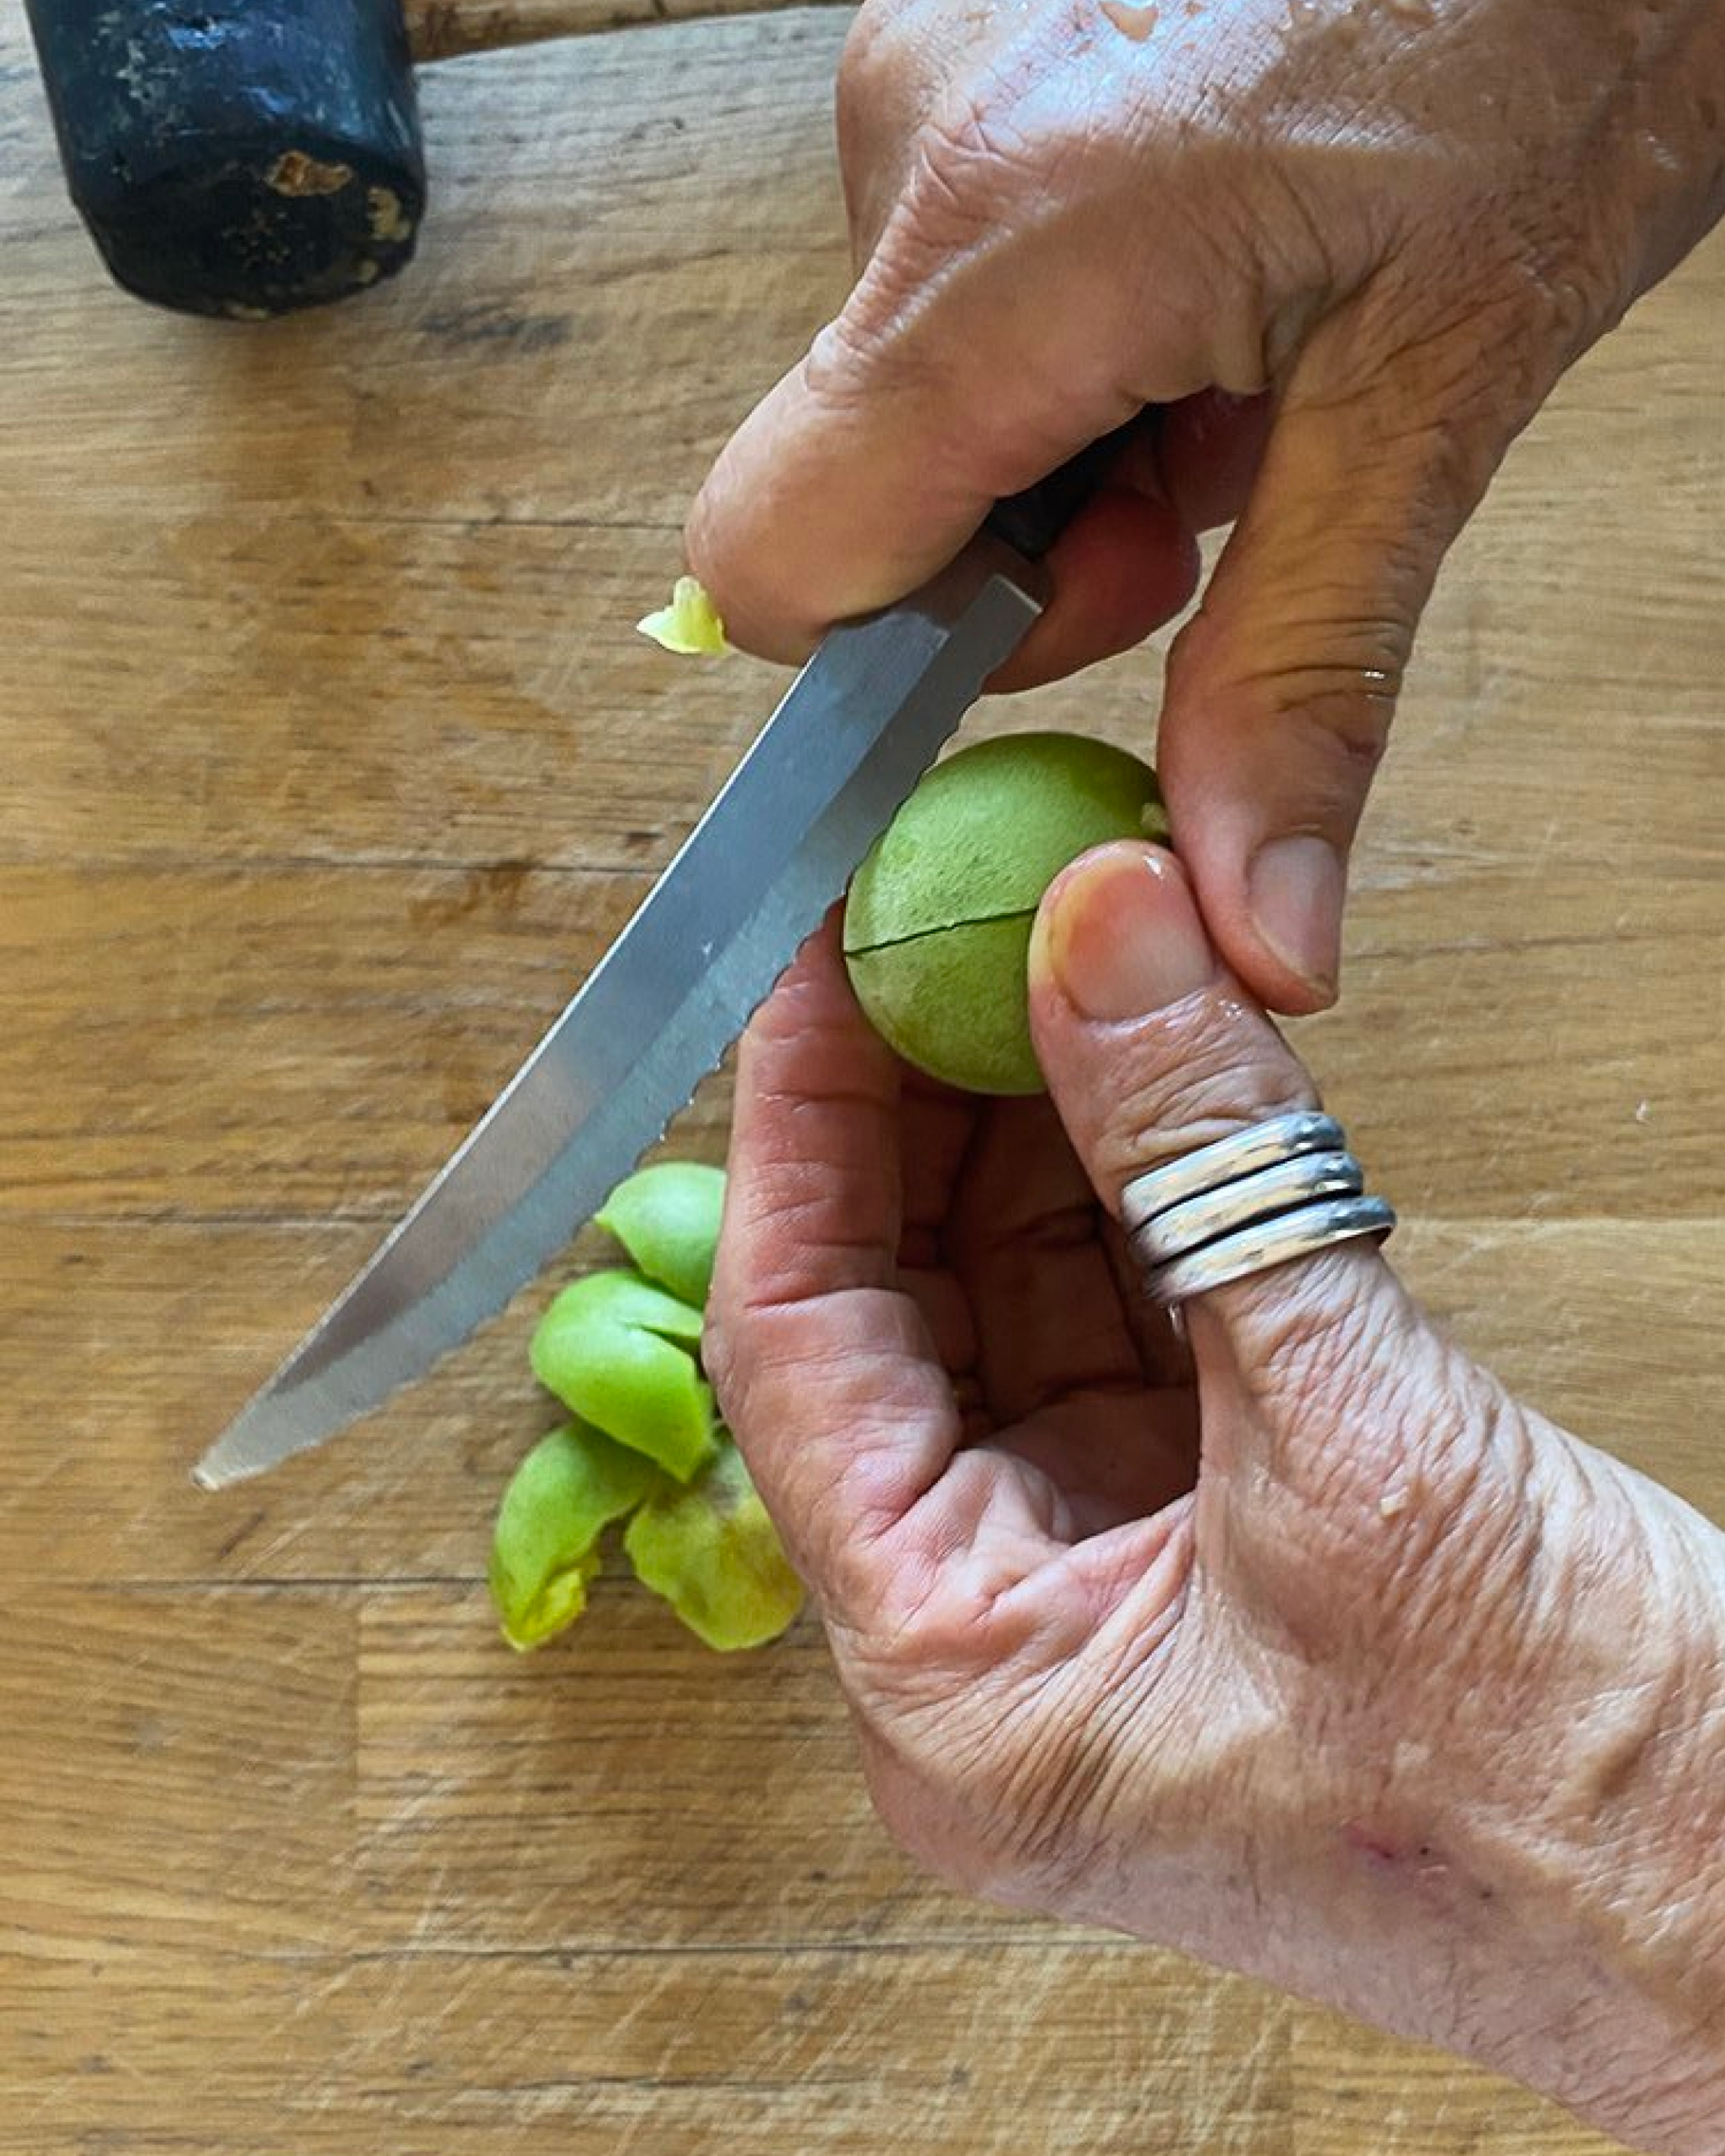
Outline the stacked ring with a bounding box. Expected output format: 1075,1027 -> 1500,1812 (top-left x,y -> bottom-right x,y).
1120,1110 -> 1396,1307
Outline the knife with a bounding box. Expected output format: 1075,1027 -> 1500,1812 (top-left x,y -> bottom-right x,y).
193,425 -> 1138,1489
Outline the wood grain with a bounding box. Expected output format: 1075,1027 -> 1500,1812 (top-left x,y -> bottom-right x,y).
407,0 -> 851,60
1,4 -> 1720,2153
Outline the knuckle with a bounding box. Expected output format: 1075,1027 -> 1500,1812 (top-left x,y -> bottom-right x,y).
1304,275 -> 1539,503
1257,671 -> 1398,831
893,35 -> 1100,263
699,1232 -> 763,1417
835,0 -> 922,179
1081,998 -> 1318,1203
1174,602 -> 1404,752
901,93 -> 1034,254
697,1290 -> 741,1420
1391,207 -> 1592,401
837,0 -> 910,97
800,303 -> 909,411
1233,616 -> 1411,708
1166,613 -> 1402,848
799,281 -> 959,430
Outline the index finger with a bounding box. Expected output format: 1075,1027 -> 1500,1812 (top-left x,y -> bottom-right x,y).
709,918 -> 965,1622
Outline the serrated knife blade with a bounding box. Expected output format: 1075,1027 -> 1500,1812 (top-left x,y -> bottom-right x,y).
193,533 -> 1048,1489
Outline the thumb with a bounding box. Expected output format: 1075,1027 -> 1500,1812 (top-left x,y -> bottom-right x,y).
1026,840 -> 1553,1736
1158,293 -> 1535,1015
1026,838 -> 1413,1392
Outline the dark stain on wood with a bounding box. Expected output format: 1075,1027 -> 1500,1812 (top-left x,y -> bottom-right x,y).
420,303 -> 574,355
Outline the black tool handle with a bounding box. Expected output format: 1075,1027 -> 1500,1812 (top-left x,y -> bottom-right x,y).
984,414 -> 1152,561
24,0 -> 426,318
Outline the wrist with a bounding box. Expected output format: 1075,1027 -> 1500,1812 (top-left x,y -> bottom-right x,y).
1523,1447 -> 1725,2148
1043,1376 -> 1725,2151
1398,1424 -> 1725,2149
1178,1398 -> 1725,2150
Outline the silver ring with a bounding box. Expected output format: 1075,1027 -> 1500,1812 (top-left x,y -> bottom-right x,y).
1142,1195 -> 1396,1306
1129,1149 -> 1364,1269
1120,1110 -> 1343,1236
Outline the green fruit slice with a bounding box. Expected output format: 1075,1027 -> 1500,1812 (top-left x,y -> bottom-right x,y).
623,1440 -> 803,1652
529,1269 -> 714,1481
595,1161 -> 725,1309
637,576 -> 730,656
489,1420 -> 658,1651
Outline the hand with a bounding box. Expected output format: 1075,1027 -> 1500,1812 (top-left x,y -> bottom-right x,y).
707,843 -> 1725,2154
687,0 -> 1725,1010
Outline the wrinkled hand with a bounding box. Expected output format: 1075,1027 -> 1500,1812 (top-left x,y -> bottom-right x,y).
689,0 -> 1725,1008
707,844 -> 1725,2154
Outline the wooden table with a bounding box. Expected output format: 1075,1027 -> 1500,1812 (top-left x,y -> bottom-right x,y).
3,7 -> 1721,2150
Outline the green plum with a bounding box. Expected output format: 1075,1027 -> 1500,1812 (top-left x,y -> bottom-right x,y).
843,731 -> 1167,1095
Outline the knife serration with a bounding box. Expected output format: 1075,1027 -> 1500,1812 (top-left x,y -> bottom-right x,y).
194,536 -> 1047,1489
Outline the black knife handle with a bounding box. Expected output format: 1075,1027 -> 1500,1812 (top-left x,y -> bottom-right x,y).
983,412 -> 1155,561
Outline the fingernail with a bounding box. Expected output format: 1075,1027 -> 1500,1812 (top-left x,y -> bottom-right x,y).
1036,843 -> 1216,1021
1247,835 -> 1344,1003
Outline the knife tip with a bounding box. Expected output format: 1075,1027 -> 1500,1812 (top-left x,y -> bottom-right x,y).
190,1406 -> 274,1492
190,1439 -> 245,1492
